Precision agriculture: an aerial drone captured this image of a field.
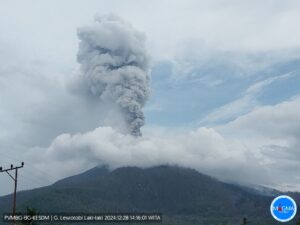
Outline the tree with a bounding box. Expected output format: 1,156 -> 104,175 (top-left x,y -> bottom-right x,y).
18,207 -> 39,225
241,217 -> 247,225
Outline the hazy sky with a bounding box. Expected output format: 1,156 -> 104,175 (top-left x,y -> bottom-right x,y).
0,0 -> 300,195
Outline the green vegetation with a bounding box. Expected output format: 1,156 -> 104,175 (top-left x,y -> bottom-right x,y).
1,166 -> 299,225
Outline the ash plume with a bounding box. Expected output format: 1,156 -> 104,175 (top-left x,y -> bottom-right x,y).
76,15 -> 150,136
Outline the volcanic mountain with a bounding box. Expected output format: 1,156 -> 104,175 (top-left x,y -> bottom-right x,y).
0,165 -> 299,225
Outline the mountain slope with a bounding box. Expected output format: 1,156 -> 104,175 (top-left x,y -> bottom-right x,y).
0,165 -> 299,225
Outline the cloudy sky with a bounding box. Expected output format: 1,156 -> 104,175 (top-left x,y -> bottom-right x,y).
1,0 -> 300,196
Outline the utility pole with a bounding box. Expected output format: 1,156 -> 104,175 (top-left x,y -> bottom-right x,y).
0,162 -> 24,225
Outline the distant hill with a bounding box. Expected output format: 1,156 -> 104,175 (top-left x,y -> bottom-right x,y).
0,165 -> 299,225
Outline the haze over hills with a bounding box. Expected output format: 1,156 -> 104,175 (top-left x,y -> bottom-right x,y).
0,165 -> 299,225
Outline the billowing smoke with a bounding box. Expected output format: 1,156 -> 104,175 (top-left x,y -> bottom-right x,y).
76,15 -> 150,136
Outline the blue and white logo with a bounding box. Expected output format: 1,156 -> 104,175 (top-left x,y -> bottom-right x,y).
270,195 -> 297,222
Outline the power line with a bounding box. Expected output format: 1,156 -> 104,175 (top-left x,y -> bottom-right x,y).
0,152 -> 57,181
0,162 -> 24,225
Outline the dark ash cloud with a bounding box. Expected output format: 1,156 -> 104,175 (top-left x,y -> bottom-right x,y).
75,15 -> 150,136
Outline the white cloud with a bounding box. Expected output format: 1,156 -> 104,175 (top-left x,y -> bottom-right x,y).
1,1 -> 300,195
245,72 -> 295,94
217,96 -> 300,190
26,126 -> 266,185
220,96 -> 300,140
197,95 -> 259,126
23,96 -> 300,193
1,0 -> 300,62
197,72 -> 297,125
